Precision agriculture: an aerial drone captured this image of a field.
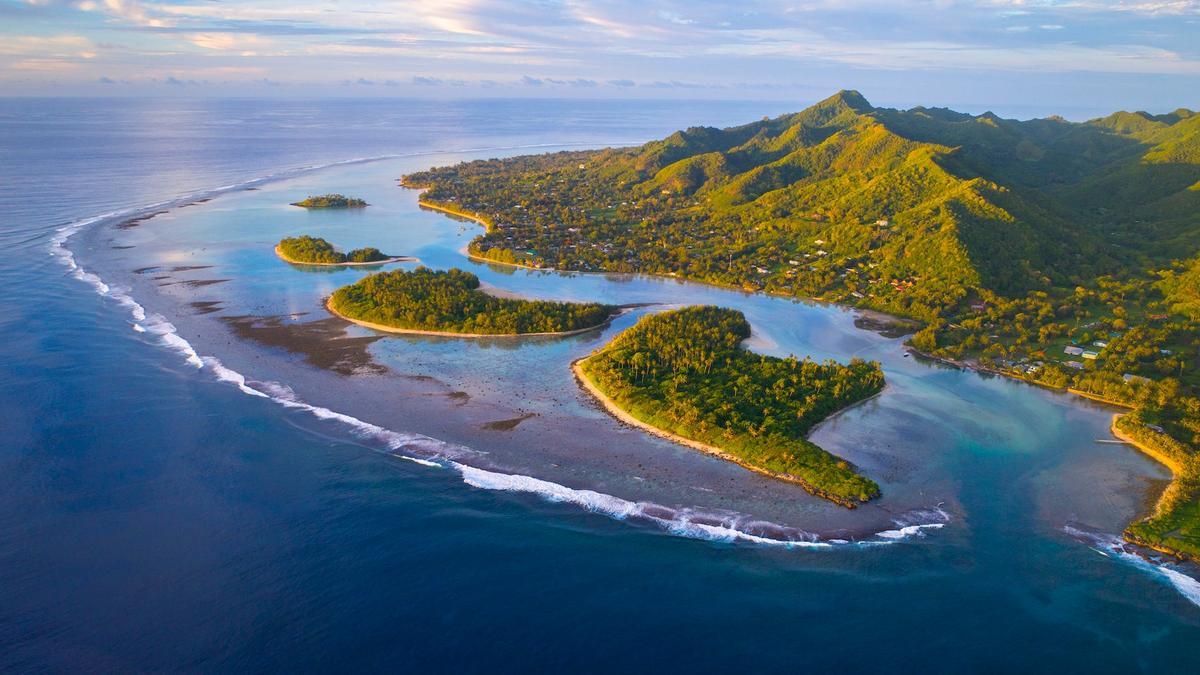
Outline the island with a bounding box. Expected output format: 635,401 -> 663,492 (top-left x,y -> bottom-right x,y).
276,235 -> 411,266
403,90 -> 1200,558
327,266 -> 617,337
290,194 -> 368,208
574,306 -> 884,507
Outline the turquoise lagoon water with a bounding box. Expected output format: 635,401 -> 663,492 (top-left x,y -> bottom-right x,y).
3,98 -> 1199,672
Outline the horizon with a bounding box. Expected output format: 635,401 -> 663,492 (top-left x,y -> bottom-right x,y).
0,90 -> 1188,124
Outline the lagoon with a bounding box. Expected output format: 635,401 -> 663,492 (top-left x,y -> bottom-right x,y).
3,98 -> 1199,672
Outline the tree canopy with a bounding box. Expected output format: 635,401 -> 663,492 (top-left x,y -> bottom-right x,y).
290,194 -> 368,208
278,235 -> 389,264
579,306 -> 884,505
329,267 -> 616,335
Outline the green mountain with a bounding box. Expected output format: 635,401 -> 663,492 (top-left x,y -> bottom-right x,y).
405,90 -> 1199,319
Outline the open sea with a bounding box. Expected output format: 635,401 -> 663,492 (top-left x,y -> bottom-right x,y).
1,97 -> 1199,673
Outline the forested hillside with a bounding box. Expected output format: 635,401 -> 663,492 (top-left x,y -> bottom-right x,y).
405,91 -> 1200,556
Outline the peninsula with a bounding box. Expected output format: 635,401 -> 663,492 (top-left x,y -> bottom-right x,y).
290,194 -> 368,208
276,235 -> 410,266
405,91 -> 1200,558
328,266 -> 617,336
575,306 -> 884,507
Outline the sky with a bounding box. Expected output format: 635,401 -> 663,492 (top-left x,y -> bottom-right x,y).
2,0 -> 1198,117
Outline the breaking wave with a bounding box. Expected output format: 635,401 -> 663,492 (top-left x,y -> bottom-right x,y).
1064,524 -> 1200,608
50,154 -> 951,549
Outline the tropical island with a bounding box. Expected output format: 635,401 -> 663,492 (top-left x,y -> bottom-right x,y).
575,306 -> 884,507
276,235 -> 410,266
290,194 -> 368,208
328,266 -> 618,336
404,91 -> 1200,558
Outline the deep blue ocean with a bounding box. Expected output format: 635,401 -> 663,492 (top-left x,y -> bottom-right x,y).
1,98 -> 1199,673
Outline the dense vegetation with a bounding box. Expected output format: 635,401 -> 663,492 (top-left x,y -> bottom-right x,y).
291,194 -> 368,208
578,306 -> 884,505
1118,413 -> 1200,561
329,267 -> 616,335
278,235 -> 389,264
406,90 -> 1200,554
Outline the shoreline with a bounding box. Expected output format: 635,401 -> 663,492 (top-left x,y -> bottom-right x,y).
911,345 -> 1194,560
1110,414 -> 1185,477
414,198 -> 554,272
571,354 -> 862,509
404,183 -> 922,336
325,296 -> 620,339
275,245 -> 416,267
408,175 -> 1193,544
413,194 -> 915,331
1110,414 -> 1198,563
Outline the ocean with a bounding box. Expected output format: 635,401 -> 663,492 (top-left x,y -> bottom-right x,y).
1,97 -> 1198,673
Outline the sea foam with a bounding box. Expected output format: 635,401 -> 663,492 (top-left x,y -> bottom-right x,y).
50,153 -> 952,550
1063,524 -> 1200,609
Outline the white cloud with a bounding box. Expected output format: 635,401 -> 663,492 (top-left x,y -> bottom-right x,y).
77,0 -> 174,28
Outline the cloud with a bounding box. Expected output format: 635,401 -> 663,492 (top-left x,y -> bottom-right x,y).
185,32 -> 273,54
983,1 -> 1200,16
607,79 -> 636,87
0,34 -> 94,56
520,75 -> 542,85
77,0 -> 172,28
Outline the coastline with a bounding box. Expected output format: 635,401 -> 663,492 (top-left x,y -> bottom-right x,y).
325,296 -> 619,339
275,245 -> 416,267
415,199 -> 555,272
571,353 -> 863,509
410,177 -> 1193,542
1111,414 -> 1185,477
911,345 -> 1195,560
1111,414 -> 1199,563
405,184 -> 923,337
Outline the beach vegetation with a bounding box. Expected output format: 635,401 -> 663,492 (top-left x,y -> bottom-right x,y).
291,194 -> 368,208
278,235 -> 390,264
577,306 -> 884,505
329,266 -> 616,335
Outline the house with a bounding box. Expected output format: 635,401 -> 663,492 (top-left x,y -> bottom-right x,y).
1064,346 -> 1084,356
1081,351 -> 1099,360
1093,341 -> 1108,348
1065,361 -> 1085,370
876,219 -> 890,227
1123,373 -> 1150,385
